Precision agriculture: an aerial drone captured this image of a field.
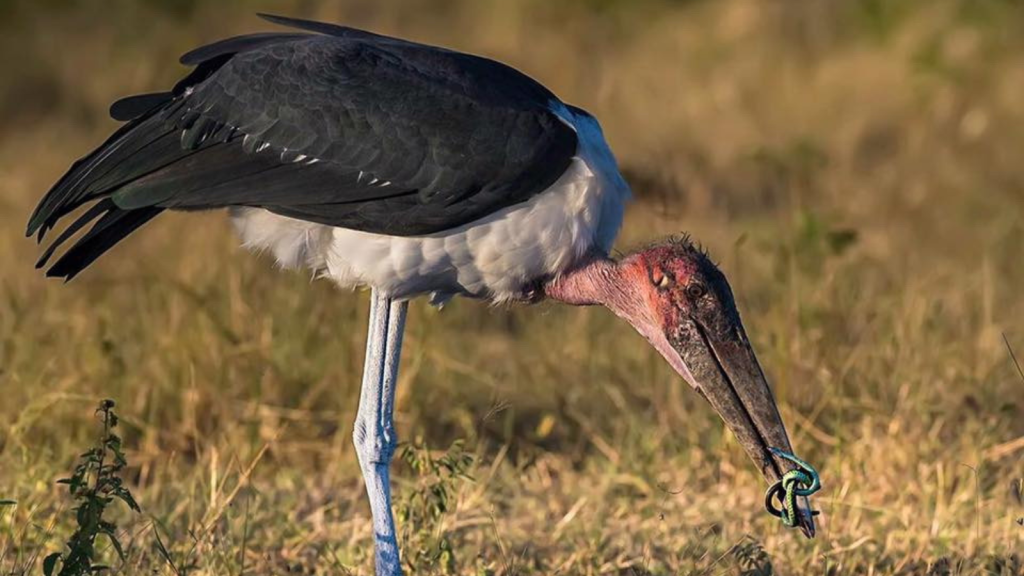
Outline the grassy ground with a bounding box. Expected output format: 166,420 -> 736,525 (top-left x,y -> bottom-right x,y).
1,0 -> 1023,574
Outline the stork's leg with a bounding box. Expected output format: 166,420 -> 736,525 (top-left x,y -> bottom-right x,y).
353,289 -> 409,576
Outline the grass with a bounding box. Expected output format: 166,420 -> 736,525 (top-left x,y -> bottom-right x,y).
1,0 -> 1023,573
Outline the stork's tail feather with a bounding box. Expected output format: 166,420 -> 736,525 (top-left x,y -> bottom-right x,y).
26,103 -> 174,279
27,104 -> 175,237
27,28 -> 311,280
37,199 -> 164,281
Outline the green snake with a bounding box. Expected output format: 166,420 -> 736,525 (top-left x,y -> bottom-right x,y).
763,447 -> 822,528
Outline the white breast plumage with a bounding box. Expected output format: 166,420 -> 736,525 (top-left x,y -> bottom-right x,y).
230,106 -> 631,304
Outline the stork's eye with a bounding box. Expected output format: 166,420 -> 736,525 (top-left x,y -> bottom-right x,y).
686,282 -> 707,299
652,271 -> 673,290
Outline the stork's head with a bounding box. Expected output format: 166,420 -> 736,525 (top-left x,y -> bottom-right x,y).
545,237 -> 816,536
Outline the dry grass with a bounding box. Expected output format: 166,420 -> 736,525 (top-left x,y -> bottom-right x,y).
1,0 -> 1023,574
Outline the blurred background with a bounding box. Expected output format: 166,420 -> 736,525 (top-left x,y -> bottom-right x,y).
1,0 -> 1023,574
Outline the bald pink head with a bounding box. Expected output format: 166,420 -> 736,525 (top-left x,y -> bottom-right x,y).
544,236 -> 817,537
544,238 -> 728,342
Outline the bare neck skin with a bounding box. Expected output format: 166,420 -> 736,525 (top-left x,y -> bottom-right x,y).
542,253 -> 691,379
543,255 -> 652,326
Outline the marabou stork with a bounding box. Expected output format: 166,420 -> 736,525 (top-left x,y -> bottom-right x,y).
28,14 -> 815,574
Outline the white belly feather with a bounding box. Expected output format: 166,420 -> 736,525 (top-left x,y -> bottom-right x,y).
229,107 -> 631,303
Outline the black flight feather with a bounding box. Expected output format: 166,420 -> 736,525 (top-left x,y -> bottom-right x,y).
35,200 -> 118,269
45,202 -> 163,281
109,92 -> 174,121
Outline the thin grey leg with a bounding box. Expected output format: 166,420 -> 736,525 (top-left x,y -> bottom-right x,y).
354,289 -> 409,576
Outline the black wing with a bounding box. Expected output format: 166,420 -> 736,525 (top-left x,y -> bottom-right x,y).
28,14 -> 578,280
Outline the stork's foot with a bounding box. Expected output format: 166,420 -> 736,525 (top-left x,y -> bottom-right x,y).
514,279 -> 547,304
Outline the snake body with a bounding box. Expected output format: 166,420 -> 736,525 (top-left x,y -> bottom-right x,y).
764,447 -> 822,528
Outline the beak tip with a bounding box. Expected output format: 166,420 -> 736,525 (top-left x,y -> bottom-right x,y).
796,497 -> 817,539
799,518 -> 816,539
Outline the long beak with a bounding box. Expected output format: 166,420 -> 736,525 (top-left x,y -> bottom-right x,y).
676,321 -> 816,538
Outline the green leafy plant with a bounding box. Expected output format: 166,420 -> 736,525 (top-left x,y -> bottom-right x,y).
733,537 -> 773,576
44,399 -> 139,576
398,438 -> 474,574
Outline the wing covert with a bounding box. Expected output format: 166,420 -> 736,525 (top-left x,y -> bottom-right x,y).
166,33 -> 578,233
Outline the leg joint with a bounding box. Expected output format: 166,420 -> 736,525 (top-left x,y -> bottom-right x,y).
353,418 -> 397,465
